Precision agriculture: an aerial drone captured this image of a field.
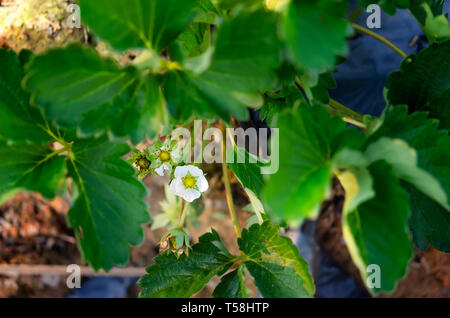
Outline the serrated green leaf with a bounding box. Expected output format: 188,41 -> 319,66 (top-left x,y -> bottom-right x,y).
213,265 -> 251,298
0,49 -> 50,144
138,229 -> 235,297
81,76 -> 167,144
175,23 -> 211,58
423,3 -> 450,43
367,106 -> 450,251
262,105 -> 365,224
201,9 -> 280,93
228,141 -> 268,221
24,45 -> 163,143
385,39 -> 450,129
261,85 -> 305,126
0,142 -> 66,199
164,8 -> 280,121
283,0 -> 351,82
340,161 -> 413,294
406,183 -> 450,252
195,0 -> 221,24
336,166 -> 375,214
78,0 -> 198,52
364,137 -> 448,210
163,70 -> 249,121
24,45 -> 137,126
238,221 -> 315,298
67,136 -> 150,270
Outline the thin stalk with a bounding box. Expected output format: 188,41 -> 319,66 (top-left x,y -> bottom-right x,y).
342,117 -> 367,130
329,98 -> 364,122
179,198 -> 184,220
352,23 -> 407,58
220,123 -> 241,238
179,200 -> 189,227
222,161 -> 241,238
348,5 -> 363,23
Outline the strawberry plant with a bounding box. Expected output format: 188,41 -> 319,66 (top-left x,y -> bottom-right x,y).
0,0 -> 449,297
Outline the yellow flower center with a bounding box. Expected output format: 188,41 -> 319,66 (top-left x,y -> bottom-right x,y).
159,150 -> 171,162
182,174 -> 197,189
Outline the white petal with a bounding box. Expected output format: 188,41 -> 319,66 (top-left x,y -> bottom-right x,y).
171,150 -> 180,163
196,174 -> 209,192
155,165 -> 165,176
169,179 -> 183,196
174,165 -> 189,178
186,165 -> 203,177
182,189 -> 201,202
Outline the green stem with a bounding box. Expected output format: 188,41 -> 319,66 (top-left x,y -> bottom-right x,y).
222,161 -> 241,238
179,200 -> 189,227
221,123 -> 241,238
352,23 -> 407,58
329,98 -> 364,122
348,5 -> 363,23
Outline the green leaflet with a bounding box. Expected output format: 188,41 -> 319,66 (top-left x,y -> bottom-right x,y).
283,0 -> 351,84
238,221 -> 315,298
175,23 -> 211,58
212,265 -> 251,298
305,72 -> 337,104
80,76 -> 167,144
78,0 -> 198,52
339,161 -> 413,294
23,45 -> 163,144
138,229 -> 235,297
0,49 -> 66,199
228,140 -> 268,222
164,8 -> 281,121
67,136 -> 150,271
0,142 -> 66,200
195,0 -> 221,24
163,70 -> 249,121
260,84 -> 305,126
201,9 -> 280,93
367,106 -> 450,251
406,184 -> 450,252
423,3 -> 450,43
0,49 -> 50,144
364,137 -> 448,210
262,105 -> 365,224
385,39 -> 450,130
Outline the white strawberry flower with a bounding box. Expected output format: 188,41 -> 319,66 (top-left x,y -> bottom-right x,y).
155,162 -> 171,176
153,143 -> 179,176
169,165 -> 208,202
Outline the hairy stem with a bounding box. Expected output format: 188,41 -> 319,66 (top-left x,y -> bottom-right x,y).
352,23 -> 407,58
